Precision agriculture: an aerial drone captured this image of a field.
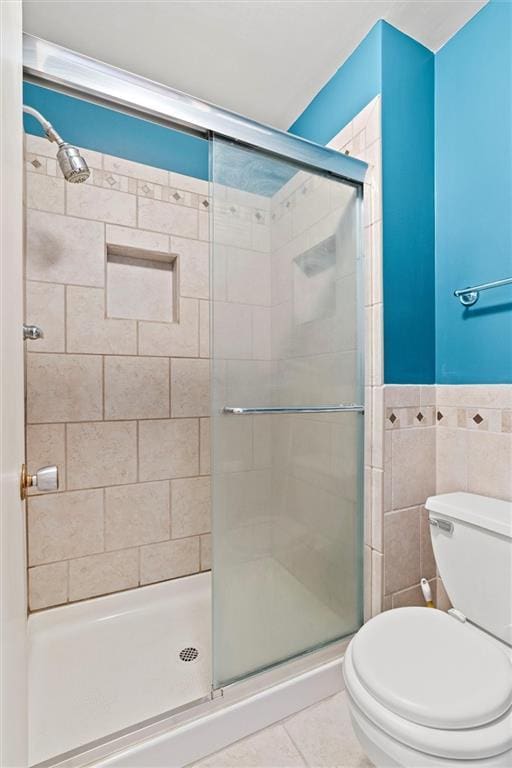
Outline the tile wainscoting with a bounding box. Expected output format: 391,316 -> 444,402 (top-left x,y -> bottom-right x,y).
372,384 -> 512,614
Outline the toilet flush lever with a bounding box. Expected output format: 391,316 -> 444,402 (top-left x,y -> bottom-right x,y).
20,464 -> 58,499
429,516 -> 454,534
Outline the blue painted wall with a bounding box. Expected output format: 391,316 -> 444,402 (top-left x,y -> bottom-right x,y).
435,0 -> 512,383
23,82 -> 292,196
381,24 -> 435,384
23,81 -> 209,180
290,22 -> 382,143
291,22 -> 435,384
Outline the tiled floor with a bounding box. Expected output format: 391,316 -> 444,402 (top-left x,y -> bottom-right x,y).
190,691 -> 374,768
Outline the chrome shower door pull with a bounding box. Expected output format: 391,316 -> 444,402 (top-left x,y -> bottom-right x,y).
20,464 -> 59,499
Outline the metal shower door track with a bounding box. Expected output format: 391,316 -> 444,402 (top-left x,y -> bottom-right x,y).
22,34 -> 367,184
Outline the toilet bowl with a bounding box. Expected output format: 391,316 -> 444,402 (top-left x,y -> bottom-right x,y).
344,492 -> 512,767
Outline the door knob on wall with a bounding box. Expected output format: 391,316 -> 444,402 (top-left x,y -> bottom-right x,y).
20,464 -> 59,499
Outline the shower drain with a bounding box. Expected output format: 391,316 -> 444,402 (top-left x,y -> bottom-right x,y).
179,647 -> 199,662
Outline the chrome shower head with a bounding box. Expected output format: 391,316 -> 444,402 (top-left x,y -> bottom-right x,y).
56,143 -> 90,184
23,105 -> 90,184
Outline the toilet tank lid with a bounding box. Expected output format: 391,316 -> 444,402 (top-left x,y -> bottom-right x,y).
426,493 -> 512,538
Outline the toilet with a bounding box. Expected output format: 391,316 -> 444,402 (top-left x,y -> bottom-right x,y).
344,492 -> 512,767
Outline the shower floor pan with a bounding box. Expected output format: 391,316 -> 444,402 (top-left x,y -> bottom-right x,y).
28,561 -> 349,767
28,572 -> 211,766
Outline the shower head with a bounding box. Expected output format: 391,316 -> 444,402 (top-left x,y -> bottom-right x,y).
56,144 -> 90,184
23,105 -> 90,184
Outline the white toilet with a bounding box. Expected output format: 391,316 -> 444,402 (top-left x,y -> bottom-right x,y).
344,492 -> 512,767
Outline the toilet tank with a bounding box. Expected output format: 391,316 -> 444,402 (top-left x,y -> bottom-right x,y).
425,492 -> 512,646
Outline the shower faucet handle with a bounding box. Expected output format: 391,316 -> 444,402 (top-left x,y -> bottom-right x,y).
23,324 -> 44,341
20,464 -> 59,499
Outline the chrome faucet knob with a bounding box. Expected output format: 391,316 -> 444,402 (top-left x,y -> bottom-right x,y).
20,464 -> 59,499
23,324 -> 44,341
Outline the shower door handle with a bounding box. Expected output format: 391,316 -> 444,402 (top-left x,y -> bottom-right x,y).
222,404 -> 364,415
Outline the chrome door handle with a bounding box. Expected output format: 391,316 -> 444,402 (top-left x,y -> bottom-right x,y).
20,464 -> 59,499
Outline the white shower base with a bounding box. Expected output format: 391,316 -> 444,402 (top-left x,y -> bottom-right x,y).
28,572 -> 211,765
28,561 -> 349,767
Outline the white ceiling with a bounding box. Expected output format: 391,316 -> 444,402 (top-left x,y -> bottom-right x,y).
22,0 -> 488,129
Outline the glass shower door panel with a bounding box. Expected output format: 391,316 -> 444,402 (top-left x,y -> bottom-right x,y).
211,137 -> 363,688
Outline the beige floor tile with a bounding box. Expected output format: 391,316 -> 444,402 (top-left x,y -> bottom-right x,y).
284,692 -> 373,768
192,724 -> 305,768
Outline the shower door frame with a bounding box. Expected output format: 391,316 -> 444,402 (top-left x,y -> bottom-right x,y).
20,33 -> 368,768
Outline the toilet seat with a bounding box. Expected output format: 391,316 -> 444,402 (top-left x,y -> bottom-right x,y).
351,607 -> 512,729
344,609 -> 512,761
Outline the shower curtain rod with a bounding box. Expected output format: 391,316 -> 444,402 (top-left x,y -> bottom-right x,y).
22,34 -> 367,184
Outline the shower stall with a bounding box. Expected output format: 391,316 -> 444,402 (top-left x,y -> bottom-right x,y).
22,35 -> 366,767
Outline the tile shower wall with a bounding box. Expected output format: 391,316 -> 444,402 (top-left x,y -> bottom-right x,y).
24,134 -> 212,611
327,97 -> 384,621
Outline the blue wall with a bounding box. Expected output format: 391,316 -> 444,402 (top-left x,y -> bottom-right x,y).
23,82 -> 292,196
291,22 -> 435,384
23,82 -> 209,180
381,24 -> 435,384
435,0 -> 512,383
290,23 -> 382,143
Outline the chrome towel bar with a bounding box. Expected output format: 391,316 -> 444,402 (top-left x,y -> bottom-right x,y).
454,276 -> 512,306
222,404 -> 364,415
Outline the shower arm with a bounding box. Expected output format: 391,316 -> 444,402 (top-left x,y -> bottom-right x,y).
22,105 -> 65,146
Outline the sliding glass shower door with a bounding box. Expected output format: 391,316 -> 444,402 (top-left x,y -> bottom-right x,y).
210,137 -> 364,688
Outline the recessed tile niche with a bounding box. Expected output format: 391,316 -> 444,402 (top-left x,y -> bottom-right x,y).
106,244 -> 177,322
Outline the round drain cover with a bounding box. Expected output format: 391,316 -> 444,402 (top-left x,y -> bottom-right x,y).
179,647 -> 199,662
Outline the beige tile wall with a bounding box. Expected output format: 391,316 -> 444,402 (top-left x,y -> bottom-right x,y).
379,384 -> 512,613
381,386 -> 437,610
329,97 -> 384,621
24,134 -> 212,611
